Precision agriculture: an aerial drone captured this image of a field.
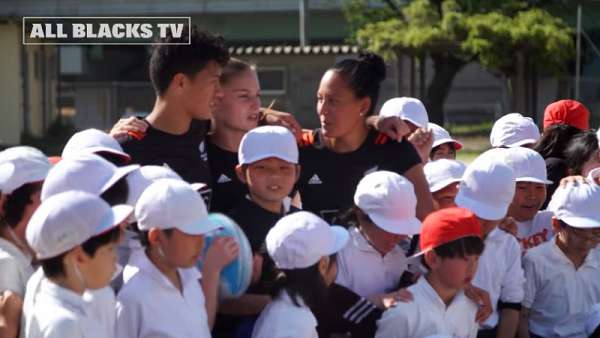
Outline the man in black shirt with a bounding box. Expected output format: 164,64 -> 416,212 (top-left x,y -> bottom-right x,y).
117,26 -> 229,208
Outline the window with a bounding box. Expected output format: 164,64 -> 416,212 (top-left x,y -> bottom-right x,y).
257,67 -> 286,95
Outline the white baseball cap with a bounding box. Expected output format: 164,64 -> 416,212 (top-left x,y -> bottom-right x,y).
455,150 -> 516,220
547,181 -> 600,228
62,128 -> 130,163
125,165 -> 182,206
41,153 -> 139,201
587,167 -> 600,184
498,147 -> 552,184
424,159 -> 466,193
0,146 -> 51,194
429,123 -> 463,150
238,126 -> 298,165
266,211 -> 349,269
379,97 -> 429,128
26,191 -> 133,260
490,113 -> 540,148
586,303 -> 600,336
135,179 -> 219,235
354,171 -> 421,235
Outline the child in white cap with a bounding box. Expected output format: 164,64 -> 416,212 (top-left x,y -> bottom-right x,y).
499,147 -> 554,252
490,113 -> 540,148
22,191 -> 133,338
62,128 -> 131,166
115,179 -> 238,338
519,182 -> 600,338
424,159 -> 466,210
376,207 -> 485,338
0,146 -> 51,338
455,149 -> 525,338
335,170 -> 421,307
380,97 -> 429,134
429,123 -> 463,161
252,211 -> 349,338
216,125 -> 301,336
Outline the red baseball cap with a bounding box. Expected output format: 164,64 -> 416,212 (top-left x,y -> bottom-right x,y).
413,207 -> 482,256
543,99 -> 590,131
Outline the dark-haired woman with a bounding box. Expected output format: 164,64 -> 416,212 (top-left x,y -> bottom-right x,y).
564,130 -> 600,177
297,53 -> 433,224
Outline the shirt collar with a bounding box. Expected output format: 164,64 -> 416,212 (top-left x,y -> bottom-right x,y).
128,249 -> 202,291
39,278 -> 88,315
349,226 -> 404,257
415,276 -> 466,310
0,236 -> 32,264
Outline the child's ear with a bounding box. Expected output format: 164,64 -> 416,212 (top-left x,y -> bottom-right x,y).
423,250 -> 439,270
317,256 -> 329,277
148,228 -> 162,246
235,165 -> 247,184
551,217 -> 562,234
72,246 -> 91,263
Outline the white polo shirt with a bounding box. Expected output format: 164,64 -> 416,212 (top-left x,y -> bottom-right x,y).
375,276 -> 478,338
115,250 -> 210,338
252,291 -> 318,338
336,226 -> 408,297
0,237 -> 34,295
472,228 -> 525,329
523,239 -> 600,338
22,270 -> 107,338
515,211 -> 554,252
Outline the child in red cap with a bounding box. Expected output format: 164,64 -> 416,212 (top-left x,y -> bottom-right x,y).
375,207 -> 485,338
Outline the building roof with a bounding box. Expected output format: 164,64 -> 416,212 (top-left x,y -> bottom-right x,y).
229,44 -> 359,55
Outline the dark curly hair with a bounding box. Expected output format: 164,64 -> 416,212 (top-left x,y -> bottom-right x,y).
149,25 -> 230,96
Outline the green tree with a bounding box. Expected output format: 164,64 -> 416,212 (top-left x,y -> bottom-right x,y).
344,0 -> 574,124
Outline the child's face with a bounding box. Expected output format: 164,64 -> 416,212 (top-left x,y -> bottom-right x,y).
430,143 -> 456,161
82,241 -> 119,289
180,61 -> 223,120
159,228 -> 206,269
213,69 -> 261,133
241,158 -> 298,206
508,182 -> 546,222
360,222 -> 408,255
436,254 -> 480,289
557,223 -> 600,255
432,182 -> 459,210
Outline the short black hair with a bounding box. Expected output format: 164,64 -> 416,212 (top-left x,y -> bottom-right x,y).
421,236 -> 484,270
41,226 -> 121,278
149,25 -> 229,96
81,226 -> 121,257
136,227 -> 174,249
3,182 -> 42,228
564,130 -> 599,175
328,52 -> 386,116
430,143 -> 457,160
271,254 -> 335,309
100,176 -> 129,206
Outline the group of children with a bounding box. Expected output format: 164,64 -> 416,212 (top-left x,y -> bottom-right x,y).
1,24 -> 600,338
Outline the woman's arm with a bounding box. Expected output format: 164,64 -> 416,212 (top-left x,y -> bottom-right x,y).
403,163 -> 434,220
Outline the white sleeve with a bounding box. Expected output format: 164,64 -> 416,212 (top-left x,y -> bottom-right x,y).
521,252 -> 539,308
499,237 -> 525,304
0,256 -> 23,295
375,306 -> 411,338
115,296 -> 141,338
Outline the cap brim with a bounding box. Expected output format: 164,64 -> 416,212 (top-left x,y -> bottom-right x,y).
326,226 -> 350,255
516,177 -> 553,184
403,117 -> 425,129
587,167 -> 600,183
368,213 -> 421,235
455,192 -> 508,221
85,146 -> 131,162
505,139 -> 538,148
96,204 -> 134,235
432,138 -> 463,150
430,178 -> 462,193
179,213 -> 222,235
190,182 -> 208,191
101,164 -> 140,193
240,154 -> 298,165
556,215 -> 600,229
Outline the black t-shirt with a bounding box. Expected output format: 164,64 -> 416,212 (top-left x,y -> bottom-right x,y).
206,139 -> 247,213
120,118 -> 212,206
298,128 -> 421,224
